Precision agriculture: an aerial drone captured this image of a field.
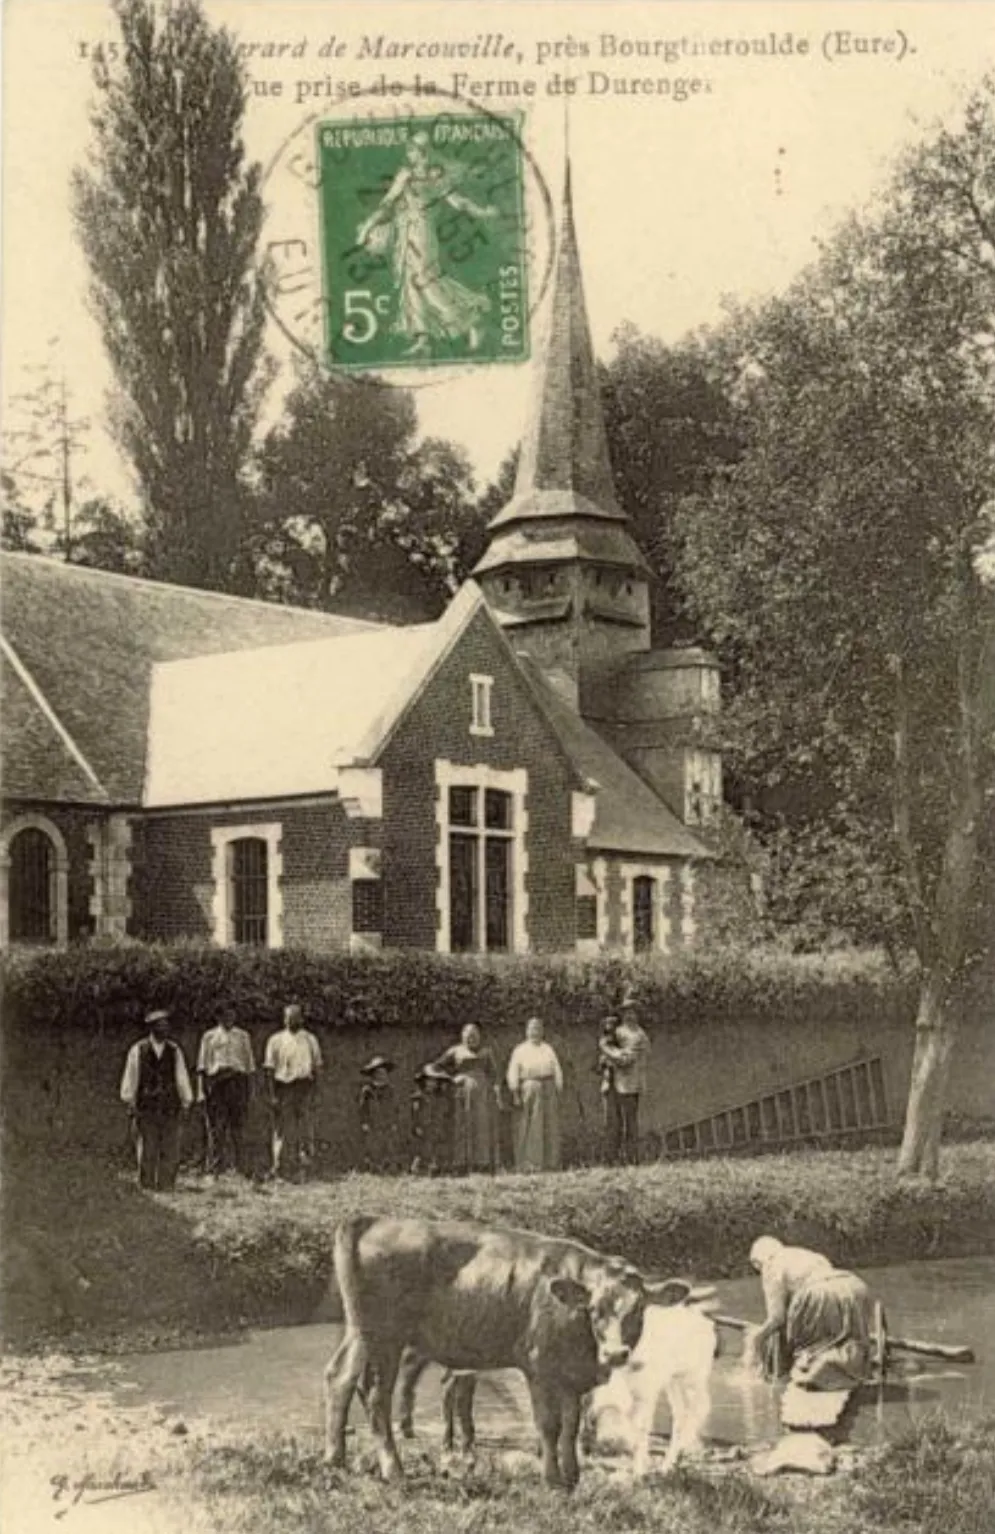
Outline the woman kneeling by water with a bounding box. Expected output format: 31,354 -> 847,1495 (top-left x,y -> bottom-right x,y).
746,1235 -> 879,1390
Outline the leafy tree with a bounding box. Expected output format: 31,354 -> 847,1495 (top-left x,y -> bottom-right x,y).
55,498 -> 146,575
71,0 -> 269,591
675,78 -> 995,1175
252,365 -> 483,620
1,346 -> 91,556
600,325 -> 745,644
1,474 -> 42,553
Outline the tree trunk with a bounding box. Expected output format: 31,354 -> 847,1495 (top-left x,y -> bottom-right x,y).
896,600 -> 992,1178
897,970 -> 959,1178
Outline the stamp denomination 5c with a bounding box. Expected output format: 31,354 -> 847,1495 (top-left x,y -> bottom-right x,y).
316,112 -> 530,370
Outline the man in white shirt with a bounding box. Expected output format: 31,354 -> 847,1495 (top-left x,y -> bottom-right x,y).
263,1003 -> 323,1179
196,1005 -> 255,1177
119,1009 -> 193,1191
746,1235 -> 877,1389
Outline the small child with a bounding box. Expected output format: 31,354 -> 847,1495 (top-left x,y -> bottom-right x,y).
358,1056 -> 396,1170
596,1016 -> 620,1096
409,1062 -> 454,1175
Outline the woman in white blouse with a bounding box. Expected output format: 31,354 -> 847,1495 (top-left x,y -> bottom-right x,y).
506,1017 -> 564,1172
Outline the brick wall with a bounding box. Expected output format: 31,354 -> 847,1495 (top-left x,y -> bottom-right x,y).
131,799 -> 370,952
378,606 -> 580,951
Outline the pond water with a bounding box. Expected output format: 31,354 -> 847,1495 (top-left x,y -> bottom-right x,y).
116,1256 -> 993,1455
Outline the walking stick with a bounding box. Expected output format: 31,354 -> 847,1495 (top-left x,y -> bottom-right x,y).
201,1097 -> 215,1174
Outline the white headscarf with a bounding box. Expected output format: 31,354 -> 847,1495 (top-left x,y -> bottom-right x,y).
749,1236 -> 783,1271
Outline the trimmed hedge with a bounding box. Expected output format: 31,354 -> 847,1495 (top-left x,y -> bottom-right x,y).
1,939 -> 919,1038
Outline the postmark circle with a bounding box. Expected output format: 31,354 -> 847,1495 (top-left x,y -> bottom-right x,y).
260,83 -> 555,391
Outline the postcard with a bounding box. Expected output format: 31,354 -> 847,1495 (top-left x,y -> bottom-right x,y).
1,3 -> 992,1531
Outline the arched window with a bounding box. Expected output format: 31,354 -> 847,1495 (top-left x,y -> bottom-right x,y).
210,823 -> 282,949
8,827 -> 56,943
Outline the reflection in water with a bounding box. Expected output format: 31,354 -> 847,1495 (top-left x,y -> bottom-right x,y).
114,1256 -> 993,1458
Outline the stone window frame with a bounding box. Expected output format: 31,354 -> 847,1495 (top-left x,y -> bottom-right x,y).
434,760 -> 528,955
0,812 -> 69,948
618,862 -> 673,958
210,823 -> 283,949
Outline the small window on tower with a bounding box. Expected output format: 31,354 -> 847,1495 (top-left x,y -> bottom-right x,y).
470,674 -> 494,737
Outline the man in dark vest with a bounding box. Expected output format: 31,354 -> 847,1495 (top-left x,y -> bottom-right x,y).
120,1009 -> 194,1191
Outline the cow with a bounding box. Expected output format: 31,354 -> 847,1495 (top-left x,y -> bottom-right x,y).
324,1214 -> 691,1489
393,1291 -> 719,1472
581,1300 -> 719,1475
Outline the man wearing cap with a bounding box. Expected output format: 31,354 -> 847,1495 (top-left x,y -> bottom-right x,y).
746,1235 -> 877,1390
119,1009 -> 194,1191
598,990 -> 650,1164
358,1057 -> 396,1171
262,1004 -> 323,1180
196,1004 -> 256,1177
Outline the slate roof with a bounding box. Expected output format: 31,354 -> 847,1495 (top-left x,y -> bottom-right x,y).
2,556 -> 711,863
520,659 -> 714,860
1,642 -> 107,804
0,554 -> 382,804
474,163 -> 650,583
145,584 -> 485,807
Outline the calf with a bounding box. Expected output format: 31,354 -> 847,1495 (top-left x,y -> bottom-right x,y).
582,1302 -> 718,1475
325,1214 -> 689,1488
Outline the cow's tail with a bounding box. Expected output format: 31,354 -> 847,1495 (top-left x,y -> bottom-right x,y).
332,1215 -> 377,1328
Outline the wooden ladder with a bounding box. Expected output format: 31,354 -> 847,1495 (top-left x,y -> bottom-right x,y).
663,1056 -> 891,1156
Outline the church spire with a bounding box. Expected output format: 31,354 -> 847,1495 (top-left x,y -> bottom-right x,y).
472,152 -> 652,696
488,157 -> 629,529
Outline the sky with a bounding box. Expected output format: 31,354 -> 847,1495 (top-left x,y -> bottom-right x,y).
1,0 -> 992,509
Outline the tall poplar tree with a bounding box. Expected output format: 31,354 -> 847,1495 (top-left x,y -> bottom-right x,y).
72,0 -> 268,589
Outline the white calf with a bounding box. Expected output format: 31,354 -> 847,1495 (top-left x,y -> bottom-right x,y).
583,1303 -> 717,1476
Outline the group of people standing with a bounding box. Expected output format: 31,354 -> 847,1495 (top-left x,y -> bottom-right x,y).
119,1003 -> 322,1191
359,1016 -> 567,1176
118,992 -> 654,1191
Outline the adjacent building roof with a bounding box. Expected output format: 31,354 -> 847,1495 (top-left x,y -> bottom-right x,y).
1,640 -> 108,805
519,659 -> 714,860
2,554 -> 710,861
144,583 -> 486,807
0,553 -> 382,804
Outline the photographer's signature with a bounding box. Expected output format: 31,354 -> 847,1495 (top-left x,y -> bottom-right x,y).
51,1468 -> 155,1515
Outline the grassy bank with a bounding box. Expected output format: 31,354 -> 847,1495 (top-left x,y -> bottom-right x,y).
2,1353 -> 993,1534
4,1137 -> 994,1350
176,1140 -> 995,1325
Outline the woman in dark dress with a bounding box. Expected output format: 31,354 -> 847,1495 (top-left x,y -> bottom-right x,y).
433,1023 -> 499,1173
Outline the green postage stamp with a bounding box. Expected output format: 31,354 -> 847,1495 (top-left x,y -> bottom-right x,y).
317,112 -> 530,371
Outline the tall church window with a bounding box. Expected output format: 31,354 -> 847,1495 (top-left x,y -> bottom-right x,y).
8,827 -> 56,943
632,875 -> 656,953
448,786 -> 513,952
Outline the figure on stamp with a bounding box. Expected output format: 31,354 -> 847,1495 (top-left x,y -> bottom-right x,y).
356,130 -> 498,357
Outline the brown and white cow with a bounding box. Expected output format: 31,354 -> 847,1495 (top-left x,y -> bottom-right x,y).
325,1215 -> 689,1488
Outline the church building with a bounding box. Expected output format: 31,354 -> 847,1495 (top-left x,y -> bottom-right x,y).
1,167 -> 727,958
